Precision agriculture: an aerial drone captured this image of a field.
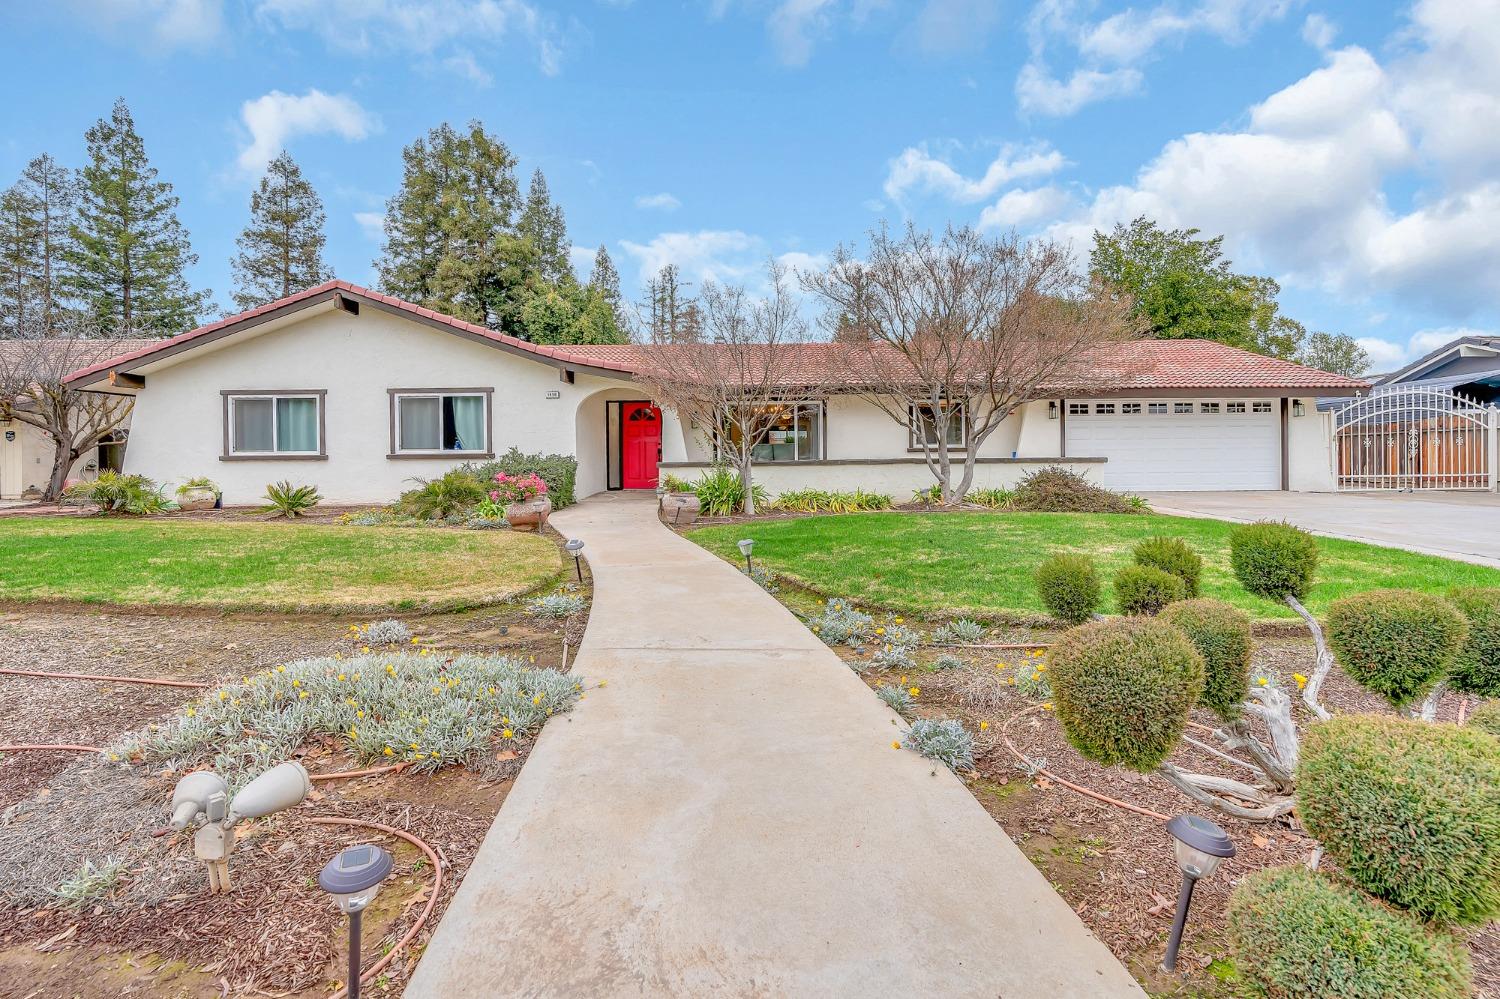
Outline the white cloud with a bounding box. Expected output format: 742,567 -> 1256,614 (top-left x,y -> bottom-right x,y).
979,186 -> 1072,229
254,0 -> 566,76
619,230 -> 765,289
1301,13 -> 1337,50
911,0 -> 1002,55
569,244 -> 598,281
354,212 -> 385,241
1357,327 -> 1492,372
442,49 -> 494,87
62,0 -> 224,49
1018,0 -> 1294,116
884,142 -> 1067,204
1015,63 -> 1142,116
635,192 -> 683,211
237,90 -> 380,176
766,0 -> 838,66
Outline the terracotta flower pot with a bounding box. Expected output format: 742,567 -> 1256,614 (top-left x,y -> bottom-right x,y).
505,495 -> 552,532
659,491 -> 701,526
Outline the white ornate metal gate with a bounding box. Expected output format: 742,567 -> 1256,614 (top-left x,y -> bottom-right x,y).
1334,387 -> 1494,490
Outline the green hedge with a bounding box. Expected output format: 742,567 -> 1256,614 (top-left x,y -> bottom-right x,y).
1447,587 -> 1500,697
1227,865 -> 1472,999
466,448 -> 578,508
1113,564 -> 1186,616
1160,598 -> 1252,720
1229,520 -> 1318,602
1132,537 -> 1201,597
1033,554 -> 1101,625
1326,589 -> 1468,709
1047,617 -> 1203,772
1468,700 -> 1500,738
1298,714 -> 1500,925
1010,466 -> 1139,514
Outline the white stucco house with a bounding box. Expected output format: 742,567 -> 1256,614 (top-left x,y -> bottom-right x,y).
62,281 -> 1370,505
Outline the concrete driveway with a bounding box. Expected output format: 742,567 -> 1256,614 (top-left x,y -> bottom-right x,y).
1142,491 -> 1500,567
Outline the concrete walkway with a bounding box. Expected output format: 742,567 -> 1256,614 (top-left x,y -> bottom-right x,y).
407,493 -> 1144,998
1142,490 -> 1500,568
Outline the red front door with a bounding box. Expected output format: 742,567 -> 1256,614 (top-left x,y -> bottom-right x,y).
622,402 -> 662,489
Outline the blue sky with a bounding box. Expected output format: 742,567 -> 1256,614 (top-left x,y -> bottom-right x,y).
3,0 -> 1498,371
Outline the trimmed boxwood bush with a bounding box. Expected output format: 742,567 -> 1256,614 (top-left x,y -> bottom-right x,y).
1468,700 -> 1500,738
1326,589 -> 1468,709
1132,537 -> 1201,597
1047,617 -> 1203,772
1447,587 -> 1500,697
1229,520 -> 1318,602
1227,865 -> 1472,999
1298,714 -> 1500,925
1034,554 -> 1101,625
1113,564 -> 1186,616
1160,598 -> 1252,719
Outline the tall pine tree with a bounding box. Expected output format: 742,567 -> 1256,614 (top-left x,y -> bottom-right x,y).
232,151 -> 332,311
376,121 -> 535,331
1,155 -> 77,336
64,98 -> 211,333
0,186 -> 39,337
589,244 -> 626,331
519,168 -> 571,286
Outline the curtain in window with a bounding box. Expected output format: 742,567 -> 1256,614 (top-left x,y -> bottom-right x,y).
276,397 -> 319,452
399,397 -> 441,450
233,398 -> 274,452
450,395 -> 485,451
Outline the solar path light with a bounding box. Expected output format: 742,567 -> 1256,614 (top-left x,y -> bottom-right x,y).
319,843 -> 395,999
564,538 -> 586,583
1161,813 -> 1236,972
737,538 -> 755,574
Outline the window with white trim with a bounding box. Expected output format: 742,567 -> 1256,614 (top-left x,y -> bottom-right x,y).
392,391 -> 490,454
1068,402 -> 1088,415
1122,403 -> 1142,414
910,402 -> 966,449
1200,402 -> 1221,414
1148,402 -> 1168,414
1227,402 -> 1247,414
1252,401 -> 1273,413
227,393 -> 322,456
1174,402 -> 1193,414
1095,403 -> 1116,414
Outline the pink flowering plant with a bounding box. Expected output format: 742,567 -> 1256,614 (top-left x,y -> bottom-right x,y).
490,471 -> 548,505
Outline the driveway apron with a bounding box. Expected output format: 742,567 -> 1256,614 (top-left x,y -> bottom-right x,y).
406,493 -> 1145,998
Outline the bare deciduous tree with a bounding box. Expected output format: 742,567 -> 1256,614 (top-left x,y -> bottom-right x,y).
803,225 -> 1139,504
0,314 -> 135,500
635,261 -> 813,515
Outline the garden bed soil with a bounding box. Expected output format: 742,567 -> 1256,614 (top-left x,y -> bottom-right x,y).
833,631 -> 1496,998
0,581 -> 589,998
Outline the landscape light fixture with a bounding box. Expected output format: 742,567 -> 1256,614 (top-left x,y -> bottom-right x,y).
318,844 -> 395,999
737,538 -> 755,574
1161,813 -> 1236,972
564,538 -> 586,583
169,761 -> 310,894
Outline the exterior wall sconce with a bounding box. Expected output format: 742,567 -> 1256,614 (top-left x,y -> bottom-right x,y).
1292,400 -> 1306,417
1048,401 -> 1059,420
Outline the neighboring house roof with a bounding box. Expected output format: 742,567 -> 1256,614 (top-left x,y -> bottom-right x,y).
62,280 -> 1370,395
1376,335 -> 1500,389
3,337 -> 161,407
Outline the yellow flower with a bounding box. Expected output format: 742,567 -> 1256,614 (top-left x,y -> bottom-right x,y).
337,673 -> 347,682
410,742 -> 420,751
432,686 -> 442,694
599,680 -> 608,687
892,740 -> 901,749
386,664 -> 396,675
1031,671 -> 1041,681
980,721 -> 990,731
356,710 -> 364,720
185,708 -> 196,718
875,627 -> 886,636
894,617 -> 904,624
429,752 -> 439,759
299,691 -> 309,699
347,727 -> 358,739
502,728 -> 514,739
1293,673 -> 1309,690
411,636 -> 421,644
899,675 -> 907,685
107,753 -> 120,762
292,679 -> 301,688
360,646 -> 370,654
908,687 -> 920,697
383,746 -> 394,757
1257,676 -> 1270,687
275,665 -> 286,673
1042,702 -> 1054,711
218,690 -> 228,701
352,672 -> 360,681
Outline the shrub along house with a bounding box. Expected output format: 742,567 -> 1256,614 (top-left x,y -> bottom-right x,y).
62,280 -> 1369,505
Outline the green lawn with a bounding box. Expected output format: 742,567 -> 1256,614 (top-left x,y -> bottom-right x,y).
690,512 -> 1500,621
0,517 -> 562,612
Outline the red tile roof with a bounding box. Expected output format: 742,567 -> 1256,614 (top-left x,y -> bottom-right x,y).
63,280 -> 1370,394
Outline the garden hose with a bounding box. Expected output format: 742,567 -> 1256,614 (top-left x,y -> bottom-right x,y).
999,702 -> 1171,822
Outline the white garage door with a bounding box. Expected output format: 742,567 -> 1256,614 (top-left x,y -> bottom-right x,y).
1065,399 -> 1280,491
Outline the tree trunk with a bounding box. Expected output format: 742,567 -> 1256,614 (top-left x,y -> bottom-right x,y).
739,442 -> 756,516
44,443 -> 74,502
1286,595 -> 1334,720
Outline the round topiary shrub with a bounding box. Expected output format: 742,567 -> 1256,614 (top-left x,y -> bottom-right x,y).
1113,564 -> 1186,616
1468,700 -> 1500,738
1046,617 -> 1204,772
1447,587 -> 1500,697
1228,520 -> 1318,602
1132,536 -> 1202,597
1160,598 -> 1252,719
1298,714 -> 1500,925
1227,865 -> 1472,999
1326,589 -> 1468,709
1034,553 -> 1101,625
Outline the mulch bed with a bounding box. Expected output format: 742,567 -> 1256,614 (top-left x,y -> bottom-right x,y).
836,633 -> 1496,998
0,585 -> 589,997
